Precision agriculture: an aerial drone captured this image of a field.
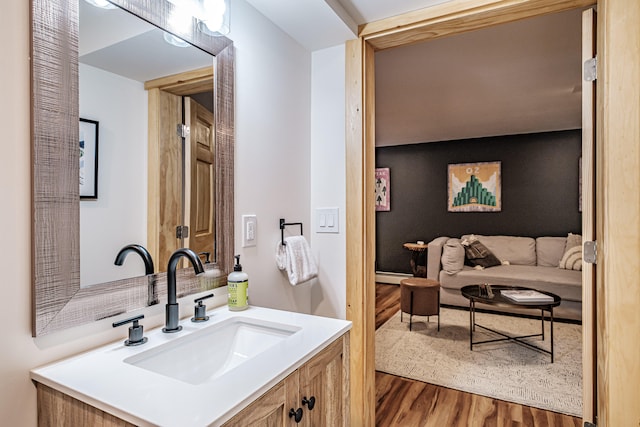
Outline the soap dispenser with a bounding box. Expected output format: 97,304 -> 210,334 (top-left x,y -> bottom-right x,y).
228,255 -> 249,311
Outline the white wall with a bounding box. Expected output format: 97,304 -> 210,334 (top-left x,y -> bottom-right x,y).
230,0 -> 314,314
0,0 -> 346,425
79,63 -> 148,287
310,45 -> 347,319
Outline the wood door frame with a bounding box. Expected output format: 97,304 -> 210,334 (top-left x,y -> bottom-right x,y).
146,64 -> 234,273
345,0 -> 640,425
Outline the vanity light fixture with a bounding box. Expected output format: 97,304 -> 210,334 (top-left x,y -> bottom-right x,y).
166,0 -> 230,36
83,0 -> 117,9
198,0 -> 230,36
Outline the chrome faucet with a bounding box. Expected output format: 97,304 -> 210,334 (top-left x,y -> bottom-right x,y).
114,244 -> 155,275
163,248 -> 204,333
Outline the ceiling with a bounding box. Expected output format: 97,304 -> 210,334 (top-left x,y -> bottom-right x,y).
248,0 -> 584,147
375,8 -> 583,146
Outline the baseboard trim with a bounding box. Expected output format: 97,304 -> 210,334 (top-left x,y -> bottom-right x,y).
375,272 -> 412,284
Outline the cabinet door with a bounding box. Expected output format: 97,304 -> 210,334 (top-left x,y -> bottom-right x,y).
299,335 -> 349,427
223,371 -> 299,427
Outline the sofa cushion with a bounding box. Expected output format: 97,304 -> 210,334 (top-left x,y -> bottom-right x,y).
536,237 -> 567,267
439,264 -> 582,302
564,232 -> 582,253
441,239 -> 465,274
559,245 -> 582,271
462,235 -> 536,265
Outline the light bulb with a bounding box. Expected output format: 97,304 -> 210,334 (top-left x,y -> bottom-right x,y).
84,0 -> 117,9
198,0 -> 229,35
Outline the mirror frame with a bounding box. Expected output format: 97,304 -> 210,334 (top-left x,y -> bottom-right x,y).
31,0 -> 235,336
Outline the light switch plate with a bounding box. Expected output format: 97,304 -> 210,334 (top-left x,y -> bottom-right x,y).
242,215 -> 257,247
315,208 -> 339,233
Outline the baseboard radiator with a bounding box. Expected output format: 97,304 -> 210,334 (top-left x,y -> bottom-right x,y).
375,272 -> 412,284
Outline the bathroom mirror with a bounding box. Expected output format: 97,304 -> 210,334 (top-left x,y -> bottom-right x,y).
31,0 -> 235,336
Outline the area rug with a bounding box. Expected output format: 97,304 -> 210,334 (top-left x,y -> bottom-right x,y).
375,307 -> 582,417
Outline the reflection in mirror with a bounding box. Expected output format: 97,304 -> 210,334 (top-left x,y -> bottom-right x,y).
31,0 -> 234,336
78,1 -> 215,287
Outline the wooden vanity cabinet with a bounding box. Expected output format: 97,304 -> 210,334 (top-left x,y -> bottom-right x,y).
223,332 -> 350,427
36,332 -> 349,427
36,383 -> 135,427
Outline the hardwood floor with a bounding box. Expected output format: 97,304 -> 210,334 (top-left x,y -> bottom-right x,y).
374,283 -> 582,427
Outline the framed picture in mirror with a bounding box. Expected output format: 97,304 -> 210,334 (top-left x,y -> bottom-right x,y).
79,118 -> 99,199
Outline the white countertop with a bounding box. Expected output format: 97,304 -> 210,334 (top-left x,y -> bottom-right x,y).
31,306 -> 351,426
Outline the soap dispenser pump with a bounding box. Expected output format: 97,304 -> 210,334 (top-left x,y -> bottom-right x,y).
227,255 -> 249,311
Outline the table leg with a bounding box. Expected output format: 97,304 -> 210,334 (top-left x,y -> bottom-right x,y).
409,251 -> 427,277
550,307 -> 554,363
469,299 -> 473,351
437,289 -> 440,331
410,290 -> 414,332
541,309 -> 545,340
472,301 -> 476,332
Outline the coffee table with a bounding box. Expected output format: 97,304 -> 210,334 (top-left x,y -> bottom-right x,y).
461,285 -> 561,362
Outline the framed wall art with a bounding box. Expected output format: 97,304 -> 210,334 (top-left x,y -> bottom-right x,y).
79,118 -> 99,199
448,161 -> 501,212
375,167 -> 390,211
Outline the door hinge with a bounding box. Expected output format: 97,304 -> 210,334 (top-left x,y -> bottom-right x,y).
176,225 -> 189,239
176,124 -> 190,138
584,57 -> 597,82
584,241 -> 597,264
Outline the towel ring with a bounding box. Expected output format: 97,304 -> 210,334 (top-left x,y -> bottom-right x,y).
280,218 -> 303,246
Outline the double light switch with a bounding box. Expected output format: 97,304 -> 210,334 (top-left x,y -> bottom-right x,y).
316,208 -> 339,233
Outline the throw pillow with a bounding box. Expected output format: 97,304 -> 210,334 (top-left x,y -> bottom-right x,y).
564,232 -> 582,253
559,245 -> 582,271
441,239 -> 465,274
462,239 -> 501,268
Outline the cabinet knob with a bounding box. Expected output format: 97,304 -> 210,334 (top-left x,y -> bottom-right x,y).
302,396 -> 316,410
288,408 -> 303,423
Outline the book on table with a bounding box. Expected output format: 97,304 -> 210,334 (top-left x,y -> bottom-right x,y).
500,289 -> 554,303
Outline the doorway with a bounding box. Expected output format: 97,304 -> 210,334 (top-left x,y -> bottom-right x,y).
372,6 -> 587,422
145,67 -> 216,269
344,0 -> 612,425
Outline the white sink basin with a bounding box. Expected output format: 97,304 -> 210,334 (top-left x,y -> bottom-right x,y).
124,317 -> 301,385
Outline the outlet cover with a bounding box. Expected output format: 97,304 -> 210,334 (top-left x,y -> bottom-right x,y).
242,215 -> 257,247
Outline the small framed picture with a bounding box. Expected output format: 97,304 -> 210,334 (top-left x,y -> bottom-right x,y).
375,168 -> 390,211
79,118 -> 99,199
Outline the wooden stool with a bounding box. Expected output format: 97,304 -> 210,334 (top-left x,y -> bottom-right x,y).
400,278 -> 441,331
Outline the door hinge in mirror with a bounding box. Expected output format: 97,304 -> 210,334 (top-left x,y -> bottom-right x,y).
584,57 -> 597,82
584,241 -> 597,264
176,225 -> 189,239
177,124 -> 190,138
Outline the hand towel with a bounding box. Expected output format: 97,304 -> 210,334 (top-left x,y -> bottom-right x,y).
275,236 -> 318,286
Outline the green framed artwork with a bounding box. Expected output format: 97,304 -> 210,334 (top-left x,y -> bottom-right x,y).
448,161 -> 501,212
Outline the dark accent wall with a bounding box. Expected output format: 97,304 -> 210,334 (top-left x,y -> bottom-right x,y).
375,130 -> 582,274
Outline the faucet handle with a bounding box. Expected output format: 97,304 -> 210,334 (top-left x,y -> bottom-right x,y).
191,293 -> 214,322
112,314 -> 148,346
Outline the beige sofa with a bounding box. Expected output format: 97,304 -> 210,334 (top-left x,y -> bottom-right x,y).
427,234 -> 582,321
